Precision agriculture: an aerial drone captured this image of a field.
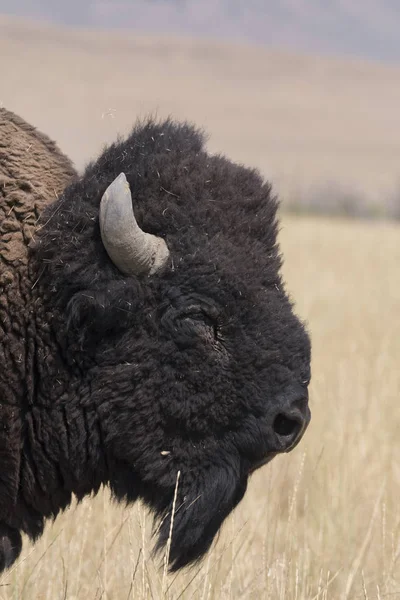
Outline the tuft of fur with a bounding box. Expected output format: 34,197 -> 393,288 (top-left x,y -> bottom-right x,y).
1,114 -> 311,573
0,523 -> 22,572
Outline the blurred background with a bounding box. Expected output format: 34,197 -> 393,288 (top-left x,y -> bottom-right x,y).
1,0 -> 400,219
3,0 -> 400,61
1,4 -> 400,599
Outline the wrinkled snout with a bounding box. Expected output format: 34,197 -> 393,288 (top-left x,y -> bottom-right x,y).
270,390 -> 311,453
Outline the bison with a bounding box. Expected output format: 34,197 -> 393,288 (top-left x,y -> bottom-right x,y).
0,108 -> 311,573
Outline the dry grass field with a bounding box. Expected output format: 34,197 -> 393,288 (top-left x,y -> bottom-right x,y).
0,217 -> 398,600
1,15 -> 400,600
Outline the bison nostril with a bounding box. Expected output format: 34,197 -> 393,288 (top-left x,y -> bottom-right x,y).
273,413 -> 301,438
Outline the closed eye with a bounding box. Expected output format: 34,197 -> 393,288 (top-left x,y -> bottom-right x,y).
183,310 -> 221,342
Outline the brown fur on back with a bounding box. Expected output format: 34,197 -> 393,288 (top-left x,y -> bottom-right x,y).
0,108 -> 76,519
0,107 -> 76,269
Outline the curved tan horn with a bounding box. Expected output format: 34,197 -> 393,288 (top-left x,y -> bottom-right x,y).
99,173 -> 169,276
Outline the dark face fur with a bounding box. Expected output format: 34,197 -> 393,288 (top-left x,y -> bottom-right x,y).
31,119 -> 311,572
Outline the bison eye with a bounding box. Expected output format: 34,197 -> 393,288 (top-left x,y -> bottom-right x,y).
183,308 -> 220,341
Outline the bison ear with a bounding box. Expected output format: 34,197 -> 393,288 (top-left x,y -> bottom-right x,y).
154,458 -> 247,572
65,278 -> 144,343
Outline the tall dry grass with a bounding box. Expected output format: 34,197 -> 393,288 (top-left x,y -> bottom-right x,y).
0,216 -> 398,599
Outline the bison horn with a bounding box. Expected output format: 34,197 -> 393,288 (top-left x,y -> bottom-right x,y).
99,172 -> 170,276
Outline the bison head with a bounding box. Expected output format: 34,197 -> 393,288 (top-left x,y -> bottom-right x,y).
28,118 -> 311,572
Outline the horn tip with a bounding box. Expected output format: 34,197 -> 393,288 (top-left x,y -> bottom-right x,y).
116,172 -> 127,183
112,172 -> 128,192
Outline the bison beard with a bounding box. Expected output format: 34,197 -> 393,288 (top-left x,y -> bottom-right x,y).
0,524 -> 22,573
152,460 -> 247,571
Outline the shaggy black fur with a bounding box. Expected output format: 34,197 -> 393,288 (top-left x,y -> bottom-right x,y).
6,117 -> 311,572
0,524 -> 22,572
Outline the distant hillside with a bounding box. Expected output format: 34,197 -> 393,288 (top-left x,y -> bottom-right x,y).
1,15 -> 399,216
2,0 -> 400,62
